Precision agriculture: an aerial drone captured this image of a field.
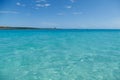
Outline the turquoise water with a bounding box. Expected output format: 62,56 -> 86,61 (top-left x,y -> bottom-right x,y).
0,30 -> 120,80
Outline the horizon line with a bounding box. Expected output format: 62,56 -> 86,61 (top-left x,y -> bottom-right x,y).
1,26 -> 120,30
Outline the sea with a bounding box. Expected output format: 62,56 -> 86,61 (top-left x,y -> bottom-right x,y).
0,29 -> 120,80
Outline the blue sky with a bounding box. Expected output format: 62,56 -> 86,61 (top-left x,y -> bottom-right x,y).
0,0 -> 120,29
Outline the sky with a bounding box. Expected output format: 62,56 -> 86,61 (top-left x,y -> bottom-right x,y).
0,0 -> 120,29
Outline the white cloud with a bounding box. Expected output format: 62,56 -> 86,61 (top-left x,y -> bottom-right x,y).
44,3 -> 51,7
16,2 -> 21,6
36,3 -> 51,7
36,4 -> 44,7
66,6 -> 72,9
16,2 -> 26,7
0,11 -> 19,14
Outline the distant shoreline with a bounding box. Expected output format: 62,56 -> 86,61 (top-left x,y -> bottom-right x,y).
0,26 -> 57,30
0,26 -> 120,30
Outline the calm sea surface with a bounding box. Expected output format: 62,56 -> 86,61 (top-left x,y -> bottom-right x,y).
0,30 -> 120,80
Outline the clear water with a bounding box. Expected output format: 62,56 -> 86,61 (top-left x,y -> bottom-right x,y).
0,30 -> 120,80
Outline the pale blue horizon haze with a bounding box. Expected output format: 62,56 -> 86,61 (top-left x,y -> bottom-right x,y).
0,0 -> 120,29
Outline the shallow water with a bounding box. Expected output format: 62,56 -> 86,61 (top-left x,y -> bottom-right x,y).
0,30 -> 120,80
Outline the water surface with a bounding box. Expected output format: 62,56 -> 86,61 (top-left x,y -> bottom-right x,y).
0,30 -> 120,80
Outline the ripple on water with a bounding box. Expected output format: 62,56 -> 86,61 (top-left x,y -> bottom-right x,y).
0,30 -> 120,80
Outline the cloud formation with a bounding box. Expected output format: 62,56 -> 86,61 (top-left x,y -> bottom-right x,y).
15,0 -> 81,16
36,3 -> 51,7
16,2 -> 26,7
16,2 -> 21,6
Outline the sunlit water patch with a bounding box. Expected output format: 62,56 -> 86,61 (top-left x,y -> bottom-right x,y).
0,30 -> 120,80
